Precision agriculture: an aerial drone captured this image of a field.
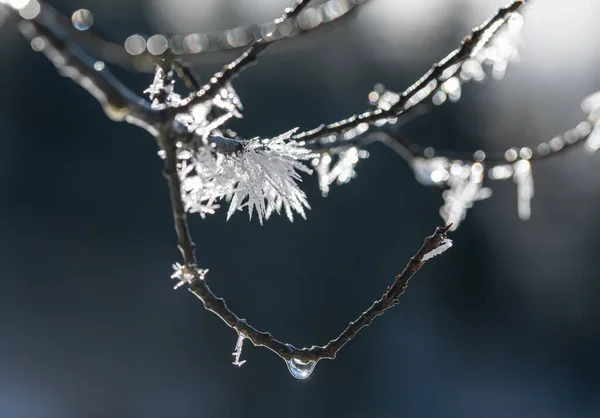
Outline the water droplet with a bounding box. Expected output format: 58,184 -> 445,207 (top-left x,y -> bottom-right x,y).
183,33 -> 208,54
285,358 -> 317,380
19,0 -> 40,20
93,61 -> 105,71
473,150 -> 486,162
147,35 -> 168,55
124,34 -> 147,56
519,147 -> 532,160
30,36 -> 45,52
71,9 -> 93,31
504,148 -> 518,162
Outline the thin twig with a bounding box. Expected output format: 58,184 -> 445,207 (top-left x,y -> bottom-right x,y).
10,4 -> 163,135
307,111 -> 597,168
291,0 -> 525,142
174,0 -> 313,115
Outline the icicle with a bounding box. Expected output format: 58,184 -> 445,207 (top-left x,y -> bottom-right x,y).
312,147 -> 369,197
144,66 -> 166,104
314,153 -> 332,197
440,162 -> 492,231
513,159 -> 534,220
232,333 -> 246,367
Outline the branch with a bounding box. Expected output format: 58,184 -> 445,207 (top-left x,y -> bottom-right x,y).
291,0 -> 525,142
8,3 -> 163,135
307,108 -> 597,169
174,0 -> 312,114
161,132 -> 453,360
38,0 -> 367,73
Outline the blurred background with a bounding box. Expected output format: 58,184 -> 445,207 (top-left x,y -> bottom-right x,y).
0,0 -> 598,417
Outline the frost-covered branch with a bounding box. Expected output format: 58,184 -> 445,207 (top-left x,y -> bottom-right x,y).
4,2 -> 162,135
291,0 -> 525,142
175,0 -> 312,114
163,168 -> 453,370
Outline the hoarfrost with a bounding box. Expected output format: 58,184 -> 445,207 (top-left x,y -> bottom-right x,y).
179,129 -> 314,224
422,239 -> 453,262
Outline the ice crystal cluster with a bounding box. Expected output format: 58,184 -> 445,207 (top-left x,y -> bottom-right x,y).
231,334 -> 246,367
433,10 -> 523,105
178,129 -> 314,224
413,159 -> 493,230
312,146 -> 370,197
171,262 -> 209,289
365,11 -> 523,117
411,153 -> 536,231
409,89 -> 600,230
146,67 -> 315,224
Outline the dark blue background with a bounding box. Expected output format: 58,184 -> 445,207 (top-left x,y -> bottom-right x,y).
0,1 -> 598,417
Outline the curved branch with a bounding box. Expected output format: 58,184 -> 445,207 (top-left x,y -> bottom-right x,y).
162,134 -> 452,362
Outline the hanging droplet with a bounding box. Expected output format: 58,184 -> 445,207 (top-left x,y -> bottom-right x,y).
71,9 -> 93,31
285,358 -> 317,380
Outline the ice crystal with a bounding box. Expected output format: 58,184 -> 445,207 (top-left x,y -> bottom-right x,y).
422,238 -> 453,262
434,11 -> 523,106
513,159 -> 534,220
144,66 -> 166,103
412,157 -> 450,186
171,262 -> 209,289
145,66 -> 242,134
367,12 -> 522,112
232,333 -> 246,367
412,158 -> 491,230
179,128 -> 314,224
312,147 -> 369,197
145,67 -> 312,224
440,162 -> 492,231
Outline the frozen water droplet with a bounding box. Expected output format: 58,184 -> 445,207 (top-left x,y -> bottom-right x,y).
286,358 -> 317,380
72,9 -> 93,31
